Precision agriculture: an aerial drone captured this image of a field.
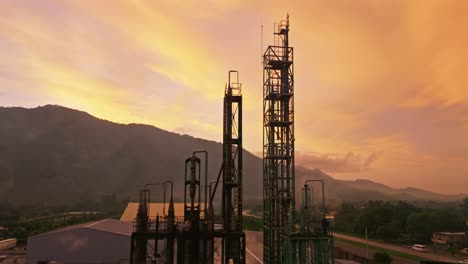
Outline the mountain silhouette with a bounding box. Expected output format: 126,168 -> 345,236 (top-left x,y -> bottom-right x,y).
0,105 -> 465,205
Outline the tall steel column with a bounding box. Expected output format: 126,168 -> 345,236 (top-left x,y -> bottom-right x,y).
223,70 -> 244,264
263,15 -> 295,264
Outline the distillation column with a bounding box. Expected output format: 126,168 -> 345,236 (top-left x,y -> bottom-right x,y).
181,156 -> 201,264
263,15 -> 295,264
223,71 -> 245,264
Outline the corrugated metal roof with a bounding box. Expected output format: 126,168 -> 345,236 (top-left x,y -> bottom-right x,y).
30,219 -> 133,238
86,218 -> 133,236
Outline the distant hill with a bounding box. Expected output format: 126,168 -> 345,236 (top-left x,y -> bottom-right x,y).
0,105 -> 466,205
295,168 -> 467,206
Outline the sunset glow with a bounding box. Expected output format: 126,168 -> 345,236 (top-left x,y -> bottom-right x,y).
1,0 -> 467,193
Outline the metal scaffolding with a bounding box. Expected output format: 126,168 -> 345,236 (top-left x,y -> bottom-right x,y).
222,70 -> 245,264
129,71 -> 245,264
263,14 -> 295,264
282,180 -> 335,264
263,15 -> 335,264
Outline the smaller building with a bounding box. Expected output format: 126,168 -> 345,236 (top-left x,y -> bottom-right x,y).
432,232 -> 467,250
27,219 -> 132,264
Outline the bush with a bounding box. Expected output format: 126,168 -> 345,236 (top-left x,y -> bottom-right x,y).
243,215 -> 262,231
372,252 -> 393,264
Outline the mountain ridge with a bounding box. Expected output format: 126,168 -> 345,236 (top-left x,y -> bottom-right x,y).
0,105 -> 465,205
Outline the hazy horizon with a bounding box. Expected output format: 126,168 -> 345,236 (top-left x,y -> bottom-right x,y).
1,1 -> 468,194
2,103 -> 466,197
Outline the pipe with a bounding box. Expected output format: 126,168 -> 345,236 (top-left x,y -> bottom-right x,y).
193,150 -> 208,213
145,182 -> 168,216
164,181 -> 175,264
209,181 -> 217,211
211,163 -> 224,203
155,214 -> 159,260
304,180 -> 326,219
163,181 -> 174,218
163,181 -> 174,201
207,184 -> 214,264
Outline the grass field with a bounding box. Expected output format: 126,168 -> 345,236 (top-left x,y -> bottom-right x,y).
243,215 -> 263,231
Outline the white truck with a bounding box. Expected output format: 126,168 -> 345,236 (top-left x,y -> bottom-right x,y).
411,244 -> 427,252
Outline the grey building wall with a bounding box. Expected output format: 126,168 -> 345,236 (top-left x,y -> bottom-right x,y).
26,228 -> 130,264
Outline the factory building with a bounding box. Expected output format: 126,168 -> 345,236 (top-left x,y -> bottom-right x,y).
432,232 -> 467,250
26,219 -> 132,264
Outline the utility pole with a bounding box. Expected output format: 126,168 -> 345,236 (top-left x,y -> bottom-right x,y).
366,227 -> 369,259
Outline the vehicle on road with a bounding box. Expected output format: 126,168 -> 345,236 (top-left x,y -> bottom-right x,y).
458,260 -> 468,263
411,244 -> 427,252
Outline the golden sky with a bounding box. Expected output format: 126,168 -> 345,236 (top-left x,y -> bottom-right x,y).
1,0 -> 467,194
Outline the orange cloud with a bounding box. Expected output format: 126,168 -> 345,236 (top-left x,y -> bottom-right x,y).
1,0 -> 468,194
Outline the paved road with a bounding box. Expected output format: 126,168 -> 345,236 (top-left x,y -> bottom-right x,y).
243,210 -> 262,219
245,231 -> 418,264
335,239 -> 416,264
245,231 -> 263,264
242,212 -> 263,263
211,231 -> 263,264
245,231 -> 462,264
335,233 -> 460,263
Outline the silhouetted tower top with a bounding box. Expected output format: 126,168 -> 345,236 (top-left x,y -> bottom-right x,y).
275,13 -> 289,46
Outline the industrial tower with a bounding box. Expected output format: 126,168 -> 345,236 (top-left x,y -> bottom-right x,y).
222,70 -> 245,264
263,15 -> 335,264
129,71 -> 245,264
263,14 -> 295,264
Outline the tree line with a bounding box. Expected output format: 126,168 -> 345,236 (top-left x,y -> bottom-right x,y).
0,194 -> 128,241
334,198 -> 468,244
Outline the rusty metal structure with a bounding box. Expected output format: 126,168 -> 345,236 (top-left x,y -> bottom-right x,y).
131,181 -> 176,264
263,15 -> 335,264
282,180 -> 335,264
129,14 -> 334,264
263,14 -> 295,264
222,71 -> 245,264
129,153 -> 215,264
129,71 -> 245,264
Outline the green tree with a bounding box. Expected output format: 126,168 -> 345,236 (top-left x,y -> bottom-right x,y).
407,211 -> 432,242
372,252 -> 393,264
461,198 -> 468,219
335,203 -> 358,232
376,221 -> 401,240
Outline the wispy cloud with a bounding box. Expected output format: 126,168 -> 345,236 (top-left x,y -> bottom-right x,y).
1,0 -> 467,193
296,152 -> 378,173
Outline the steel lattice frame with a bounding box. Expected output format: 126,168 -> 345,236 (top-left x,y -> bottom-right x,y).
223,71 -> 245,264
263,16 -> 295,264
